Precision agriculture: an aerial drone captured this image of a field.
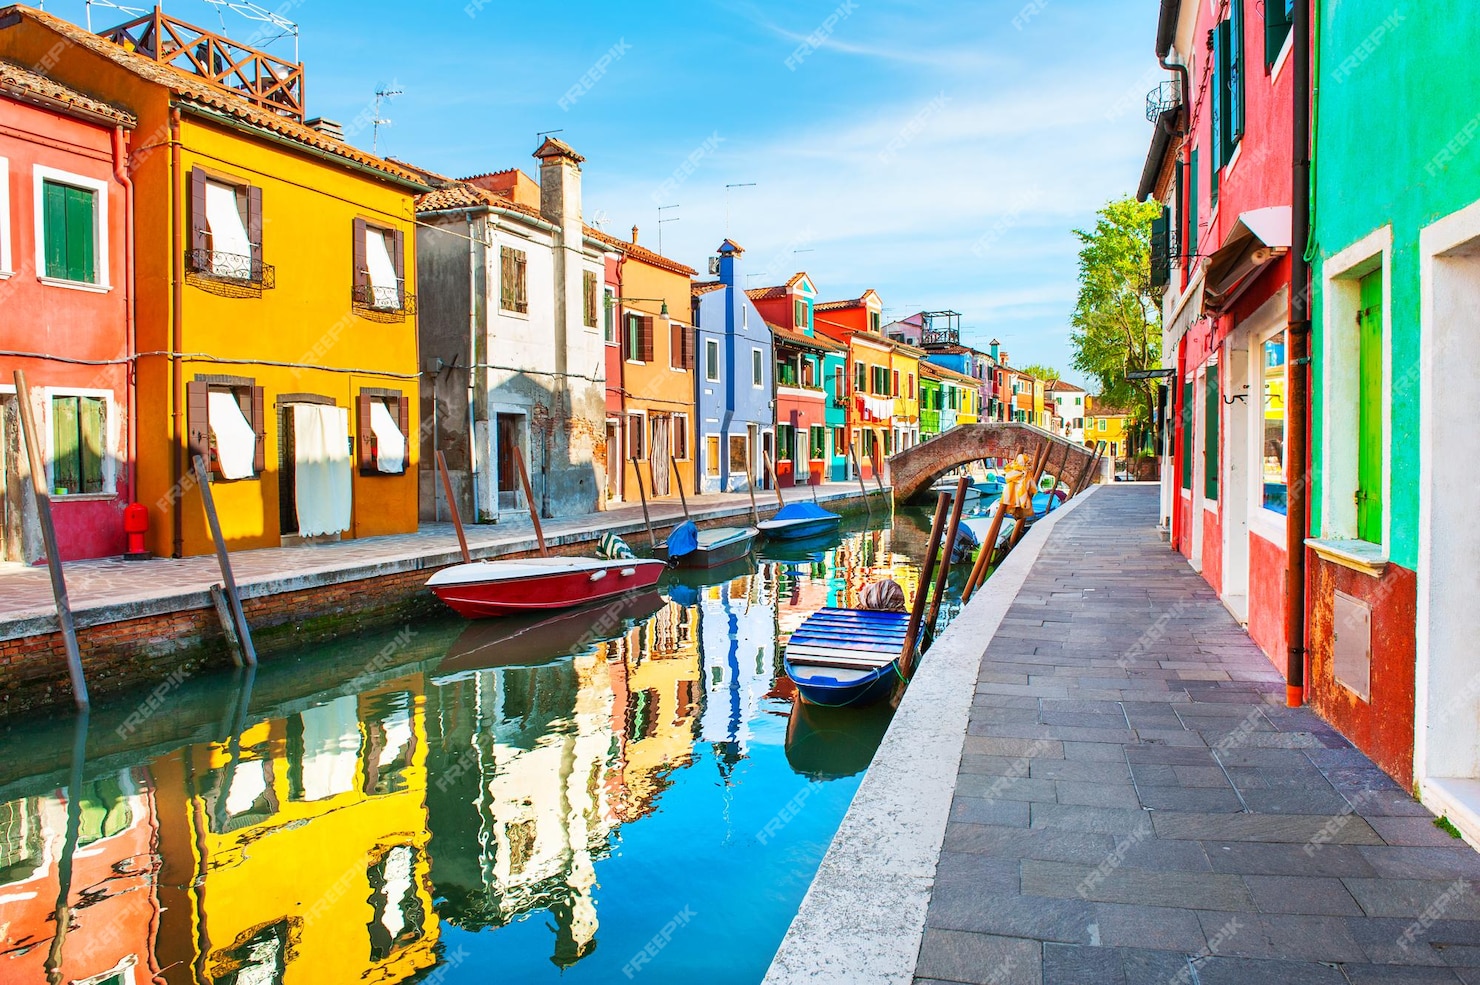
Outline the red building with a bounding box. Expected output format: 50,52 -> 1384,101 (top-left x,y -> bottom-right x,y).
1142,0 -> 1297,676
1,60 -> 136,562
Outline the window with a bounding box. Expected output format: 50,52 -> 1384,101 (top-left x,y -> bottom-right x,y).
627,414 -> 646,461
705,338 -> 720,382
1265,0 -> 1294,70
1204,367 -> 1220,501
1261,335 -> 1288,514
603,288 -> 617,343
810,425 -> 826,460
673,413 -> 689,460
1179,378 -> 1193,489
186,168 -> 264,286
729,434 -> 749,474
50,395 -> 106,495
872,366 -> 889,395
705,435 -> 721,475
1211,11 -> 1245,185
752,348 -> 763,387
500,246 -> 528,313
855,362 -> 865,393
794,298 -> 806,327
802,358 -> 815,388
907,374 -> 915,399
892,370 -> 900,396
356,389 -> 408,475
187,376 -> 264,480
353,219 -> 405,313
777,425 -> 794,462
671,322 -> 694,371
38,172 -> 104,285
1187,149 -> 1200,262
1356,270 -> 1384,543
0,156 -> 11,276
833,426 -> 846,453
583,270 -> 599,329
870,311 -> 881,333
834,366 -> 846,400
624,314 -> 653,363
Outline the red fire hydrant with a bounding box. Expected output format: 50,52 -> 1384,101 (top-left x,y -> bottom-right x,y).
123,503 -> 151,562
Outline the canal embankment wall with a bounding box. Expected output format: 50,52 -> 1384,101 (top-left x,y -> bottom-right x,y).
0,485 -> 883,718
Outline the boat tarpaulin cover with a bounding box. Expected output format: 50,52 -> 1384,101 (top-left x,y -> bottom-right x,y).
771,502 -> 840,523
293,403 -> 352,537
598,532 -> 635,560
207,390 -> 258,480
369,399 -> 406,473
666,521 -> 699,560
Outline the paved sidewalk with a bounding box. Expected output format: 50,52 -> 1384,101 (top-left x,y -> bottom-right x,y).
916,485 -> 1480,985
0,481 -> 879,635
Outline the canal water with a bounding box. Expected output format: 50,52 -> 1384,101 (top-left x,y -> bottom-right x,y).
0,508 -> 966,985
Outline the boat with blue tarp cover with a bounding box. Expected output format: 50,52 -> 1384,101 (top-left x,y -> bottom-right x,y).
782,608 -> 920,707
758,502 -> 843,540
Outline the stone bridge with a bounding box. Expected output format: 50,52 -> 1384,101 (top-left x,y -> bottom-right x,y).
888,422 -> 1101,503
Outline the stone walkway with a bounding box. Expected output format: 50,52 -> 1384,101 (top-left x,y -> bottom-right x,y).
916,485 -> 1480,985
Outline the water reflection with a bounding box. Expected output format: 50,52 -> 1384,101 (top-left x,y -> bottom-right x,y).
0,512 -> 957,985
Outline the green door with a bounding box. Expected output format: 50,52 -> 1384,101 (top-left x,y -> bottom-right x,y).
1357,271 -> 1383,543
1204,370 -> 1220,501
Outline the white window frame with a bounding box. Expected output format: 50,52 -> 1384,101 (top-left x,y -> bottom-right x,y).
603,287 -> 617,345
42,386 -> 117,498
1252,320 -> 1292,538
673,412 -> 690,461
752,347 -> 765,388
705,338 -> 720,383
0,156 -> 12,277
33,164 -> 110,291
1317,225 -> 1393,555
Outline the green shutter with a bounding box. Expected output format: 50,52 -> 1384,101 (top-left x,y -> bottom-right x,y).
68,186 -> 96,283
1181,380 -> 1193,489
81,397 -> 105,494
1231,4 -> 1246,145
43,181 -> 68,279
52,397 -> 80,494
1151,207 -> 1171,290
1265,0 -> 1293,68
1204,371 -> 1220,501
1211,23 -> 1225,178
1357,271 -> 1384,543
1188,151 -> 1200,259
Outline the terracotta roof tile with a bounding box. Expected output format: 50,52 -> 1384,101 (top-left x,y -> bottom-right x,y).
813,297 -> 862,312
692,281 -> 726,296
3,6 -> 424,186
0,57 -> 135,125
769,323 -> 846,354
584,225 -> 695,276
745,285 -> 787,301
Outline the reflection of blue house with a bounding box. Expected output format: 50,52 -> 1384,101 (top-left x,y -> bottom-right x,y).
691,240 -> 775,493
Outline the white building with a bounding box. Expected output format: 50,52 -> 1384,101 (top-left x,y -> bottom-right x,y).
1045,380 -> 1089,444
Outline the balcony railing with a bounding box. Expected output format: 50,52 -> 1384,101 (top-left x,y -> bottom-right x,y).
185,249 -> 275,297
1146,78 -> 1184,123
352,283 -> 418,322
920,327 -> 959,346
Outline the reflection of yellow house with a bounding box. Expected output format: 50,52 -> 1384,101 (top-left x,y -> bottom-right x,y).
154,679 -> 438,985
1086,397 -> 1131,458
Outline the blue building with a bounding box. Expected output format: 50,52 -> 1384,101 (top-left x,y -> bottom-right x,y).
691,240 -> 775,493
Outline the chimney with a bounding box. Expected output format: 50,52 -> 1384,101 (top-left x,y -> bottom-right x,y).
989,338 -> 1001,362
534,137 -> 584,237
462,169 -> 541,208
631,225 -> 639,244
305,117 -> 345,140
716,239 -> 744,288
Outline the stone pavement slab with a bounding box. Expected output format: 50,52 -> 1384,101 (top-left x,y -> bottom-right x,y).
915,486 -> 1480,985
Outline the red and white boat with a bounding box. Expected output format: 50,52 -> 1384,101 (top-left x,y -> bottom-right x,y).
427,556 -> 668,619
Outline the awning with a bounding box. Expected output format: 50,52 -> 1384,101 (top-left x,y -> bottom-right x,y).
1203,207 -> 1291,314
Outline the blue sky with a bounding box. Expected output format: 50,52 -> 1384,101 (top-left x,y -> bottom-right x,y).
55,0 -> 1157,375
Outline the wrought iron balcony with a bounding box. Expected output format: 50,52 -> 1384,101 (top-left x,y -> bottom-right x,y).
920,327 -> 960,346
185,249 -> 275,297
1146,78 -> 1184,123
352,284 -> 418,322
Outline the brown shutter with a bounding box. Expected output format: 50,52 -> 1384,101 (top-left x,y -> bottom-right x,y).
186,381 -> 211,469
390,227 -> 405,305
500,247 -> 513,308
684,327 -> 695,370
516,252 -> 528,311
246,185 -> 263,271
640,316 -> 654,362
352,217 -> 368,293
356,391 -> 374,471
670,322 -> 682,369
395,390 -> 409,451
251,385 -> 265,474
190,167 -> 208,255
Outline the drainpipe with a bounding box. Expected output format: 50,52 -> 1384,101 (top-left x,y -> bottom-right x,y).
1285,0 -> 1313,708
169,107 -> 184,558
111,125 -> 136,507
615,252 -> 628,498
466,212 -> 480,524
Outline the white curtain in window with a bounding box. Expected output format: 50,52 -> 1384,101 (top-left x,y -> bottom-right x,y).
208,390 -> 257,480
205,181 -> 250,273
365,230 -> 399,309
297,695 -> 360,802
292,403 -> 352,537
369,399 -> 406,473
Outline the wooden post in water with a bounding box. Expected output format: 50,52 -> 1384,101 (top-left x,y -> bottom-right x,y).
899,491 -> 950,678
925,476 -> 971,631
849,441 -> 872,513
209,584 -> 245,667
669,454 -> 692,520
746,474 -> 761,526
511,444 -> 549,556
1044,442 -> 1072,513
962,497 -> 1009,603
12,370 -> 89,711
193,455 -> 258,668
435,451 -> 471,563
631,457 -> 657,549
763,451 -> 784,507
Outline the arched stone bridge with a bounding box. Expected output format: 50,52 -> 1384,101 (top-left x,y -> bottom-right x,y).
888,423 -> 1102,503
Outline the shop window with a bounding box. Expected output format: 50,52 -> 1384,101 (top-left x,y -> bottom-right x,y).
50,394 -> 106,495
1262,335 -> 1288,514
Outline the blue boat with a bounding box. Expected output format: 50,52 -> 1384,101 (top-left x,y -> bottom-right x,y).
758,502 -> 843,541
783,608 -> 916,707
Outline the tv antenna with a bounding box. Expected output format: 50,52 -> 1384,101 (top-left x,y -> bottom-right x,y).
657,204 -> 680,255
84,0 -> 147,31
725,182 -> 756,236
200,0 -> 301,61
372,84 -> 402,154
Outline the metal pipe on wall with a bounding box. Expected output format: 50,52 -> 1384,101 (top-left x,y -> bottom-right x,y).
1285,0 -> 1313,709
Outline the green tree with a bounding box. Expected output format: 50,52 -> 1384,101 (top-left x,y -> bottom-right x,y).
1068,196 -> 1163,454
1018,364 -> 1061,382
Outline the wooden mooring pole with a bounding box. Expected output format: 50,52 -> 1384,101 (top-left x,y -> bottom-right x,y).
193,455 -> 257,667
925,476 -> 972,631
899,491 -> 950,678
669,455 -> 692,520
435,450 -> 471,563
511,444 -> 549,556
631,458 -> 657,549
763,451 -> 784,507
12,371 -> 89,710
849,442 -> 872,513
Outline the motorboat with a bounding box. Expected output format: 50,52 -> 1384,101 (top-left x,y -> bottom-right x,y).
427,555 -> 667,618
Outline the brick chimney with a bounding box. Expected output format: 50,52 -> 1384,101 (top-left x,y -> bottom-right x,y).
534,137 -> 584,239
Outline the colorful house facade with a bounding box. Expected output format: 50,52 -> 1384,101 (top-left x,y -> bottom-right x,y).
770,316 -> 845,486
1046,380 -> 1088,444
413,141 -> 607,522
1142,0 -> 1297,677
691,240 -> 774,493
0,59 -> 135,563
1085,398 -> 1131,458
1308,3 -> 1480,811
1,7 -> 426,558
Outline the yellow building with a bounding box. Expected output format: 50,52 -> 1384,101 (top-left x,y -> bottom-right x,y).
0,8 -> 427,556
1086,397 -> 1131,458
